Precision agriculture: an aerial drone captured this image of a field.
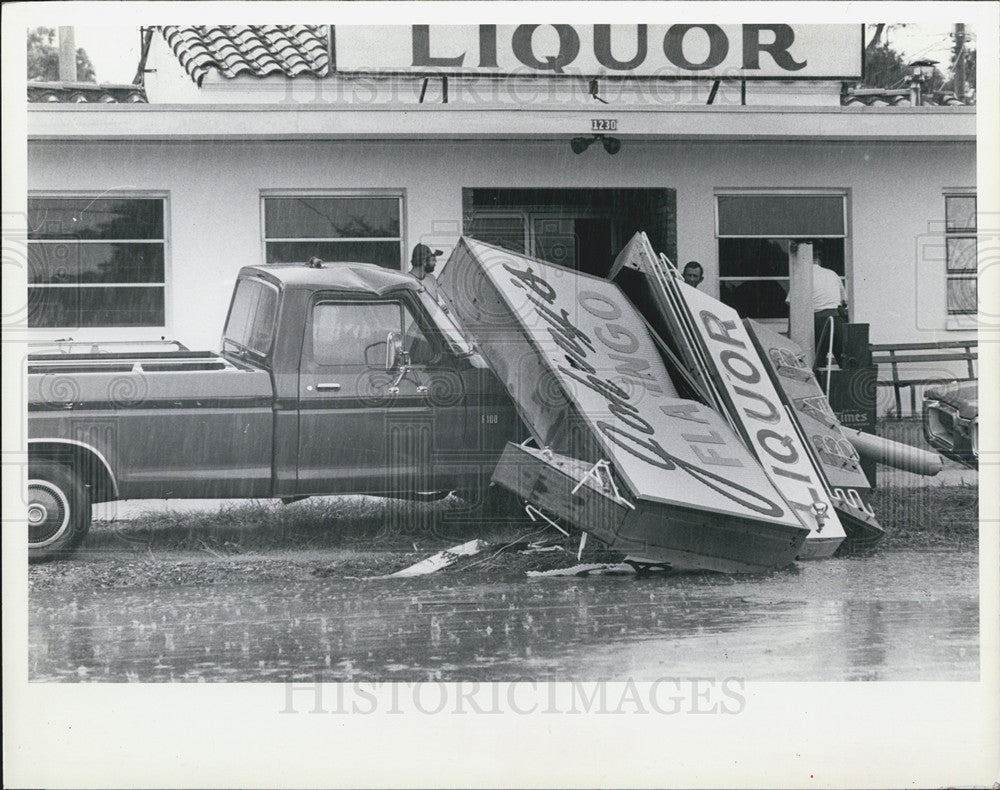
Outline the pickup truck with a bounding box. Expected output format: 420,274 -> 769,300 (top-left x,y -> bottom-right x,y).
27,261 -> 521,560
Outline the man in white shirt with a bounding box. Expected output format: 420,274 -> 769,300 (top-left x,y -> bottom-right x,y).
812,251 -> 847,366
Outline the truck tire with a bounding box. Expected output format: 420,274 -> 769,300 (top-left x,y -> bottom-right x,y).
28,461 -> 91,562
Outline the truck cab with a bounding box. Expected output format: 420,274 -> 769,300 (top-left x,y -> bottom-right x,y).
230,261 -> 520,499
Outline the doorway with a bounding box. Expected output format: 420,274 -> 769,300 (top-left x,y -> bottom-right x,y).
463,188 -> 676,276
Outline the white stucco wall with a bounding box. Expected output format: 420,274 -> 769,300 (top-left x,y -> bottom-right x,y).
27,137 -> 975,369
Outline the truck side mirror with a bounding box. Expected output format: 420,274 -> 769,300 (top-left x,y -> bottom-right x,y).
385,331 -> 406,372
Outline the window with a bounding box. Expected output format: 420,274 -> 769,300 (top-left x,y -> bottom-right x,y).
222,278 -> 279,358
945,194 -> 976,315
263,195 -> 403,268
309,301 -> 433,367
716,193 -> 847,322
416,289 -> 475,357
28,196 -> 166,327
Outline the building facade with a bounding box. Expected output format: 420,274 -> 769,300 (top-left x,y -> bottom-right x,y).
26,24 -> 977,411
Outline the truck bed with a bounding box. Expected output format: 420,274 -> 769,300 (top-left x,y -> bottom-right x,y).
28,350 -> 235,375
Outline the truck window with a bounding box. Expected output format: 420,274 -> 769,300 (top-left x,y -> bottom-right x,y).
416,289 -> 475,357
311,301 -> 433,366
223,279 -> 279,357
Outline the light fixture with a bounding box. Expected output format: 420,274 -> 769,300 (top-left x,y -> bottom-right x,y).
570,134 -> 622,156
907,59 -> 938,83
601,136 -> 621,155
906,59 -> 938,105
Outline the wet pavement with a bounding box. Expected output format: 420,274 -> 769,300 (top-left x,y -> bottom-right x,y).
28,547 -> 978,683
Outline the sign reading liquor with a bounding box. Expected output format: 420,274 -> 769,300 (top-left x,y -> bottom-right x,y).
671,281 -> 845,545
453,239 -> 802,528
607,232 -> 844,556
333,25 -> 863,79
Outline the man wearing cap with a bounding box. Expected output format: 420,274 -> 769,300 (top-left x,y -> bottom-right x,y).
409,243 -> 445,305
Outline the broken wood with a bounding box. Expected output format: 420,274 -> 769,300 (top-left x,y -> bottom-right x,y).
380,539 -> 489,578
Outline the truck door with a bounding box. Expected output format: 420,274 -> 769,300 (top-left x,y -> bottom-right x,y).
297,296 -> 441,495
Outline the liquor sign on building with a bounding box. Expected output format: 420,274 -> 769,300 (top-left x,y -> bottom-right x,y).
333,24 -> 864,79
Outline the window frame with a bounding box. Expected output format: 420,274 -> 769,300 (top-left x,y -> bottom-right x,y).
944,191 -> 977,317
221,276 -> 281,363
305,295 -> 440,370
260,189 -> 406,271
27,191 -> 170,331
713,189 -> 851,326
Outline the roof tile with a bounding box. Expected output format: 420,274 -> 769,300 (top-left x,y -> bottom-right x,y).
841,88 -> 971,107
160,25 -> 330,86
27,82 -> 147,103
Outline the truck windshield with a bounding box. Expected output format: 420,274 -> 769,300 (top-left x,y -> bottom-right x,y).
417,289 -> 475,357
223,278 -> 279,358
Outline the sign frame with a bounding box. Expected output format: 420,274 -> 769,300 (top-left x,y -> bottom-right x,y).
331,24 -> 867,81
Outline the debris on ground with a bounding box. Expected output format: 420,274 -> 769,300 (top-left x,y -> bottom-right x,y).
27,483 -> 976,591
527,562 -> 639,577
379,539 -> 489,578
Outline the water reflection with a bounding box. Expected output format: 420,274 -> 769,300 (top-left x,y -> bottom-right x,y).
29,549 -> 978,682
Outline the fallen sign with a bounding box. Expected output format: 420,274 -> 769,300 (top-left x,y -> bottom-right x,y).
608,232 -> 846,559
440,237 -> 809,573
743,319 -> 885,550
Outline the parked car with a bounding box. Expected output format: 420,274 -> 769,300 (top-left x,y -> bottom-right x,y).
922,380 -> 978,468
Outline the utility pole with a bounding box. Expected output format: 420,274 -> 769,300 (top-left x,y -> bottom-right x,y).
953,23 -> 966,99
58,26 -> 77,82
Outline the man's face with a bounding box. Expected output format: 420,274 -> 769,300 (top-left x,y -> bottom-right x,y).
683,266 -> 703,287
423,256 -> 437,274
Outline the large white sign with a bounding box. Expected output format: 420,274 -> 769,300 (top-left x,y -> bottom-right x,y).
610,233 -> 844,554
464,239 -> 802,529
334,25 -> 864,79
672,281 -> 845,542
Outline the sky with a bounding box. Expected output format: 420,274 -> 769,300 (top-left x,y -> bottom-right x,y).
73,26 -> 143,84
65,23 -> 973,84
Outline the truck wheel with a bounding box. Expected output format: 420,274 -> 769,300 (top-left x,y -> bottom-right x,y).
28,461 -> 91,562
